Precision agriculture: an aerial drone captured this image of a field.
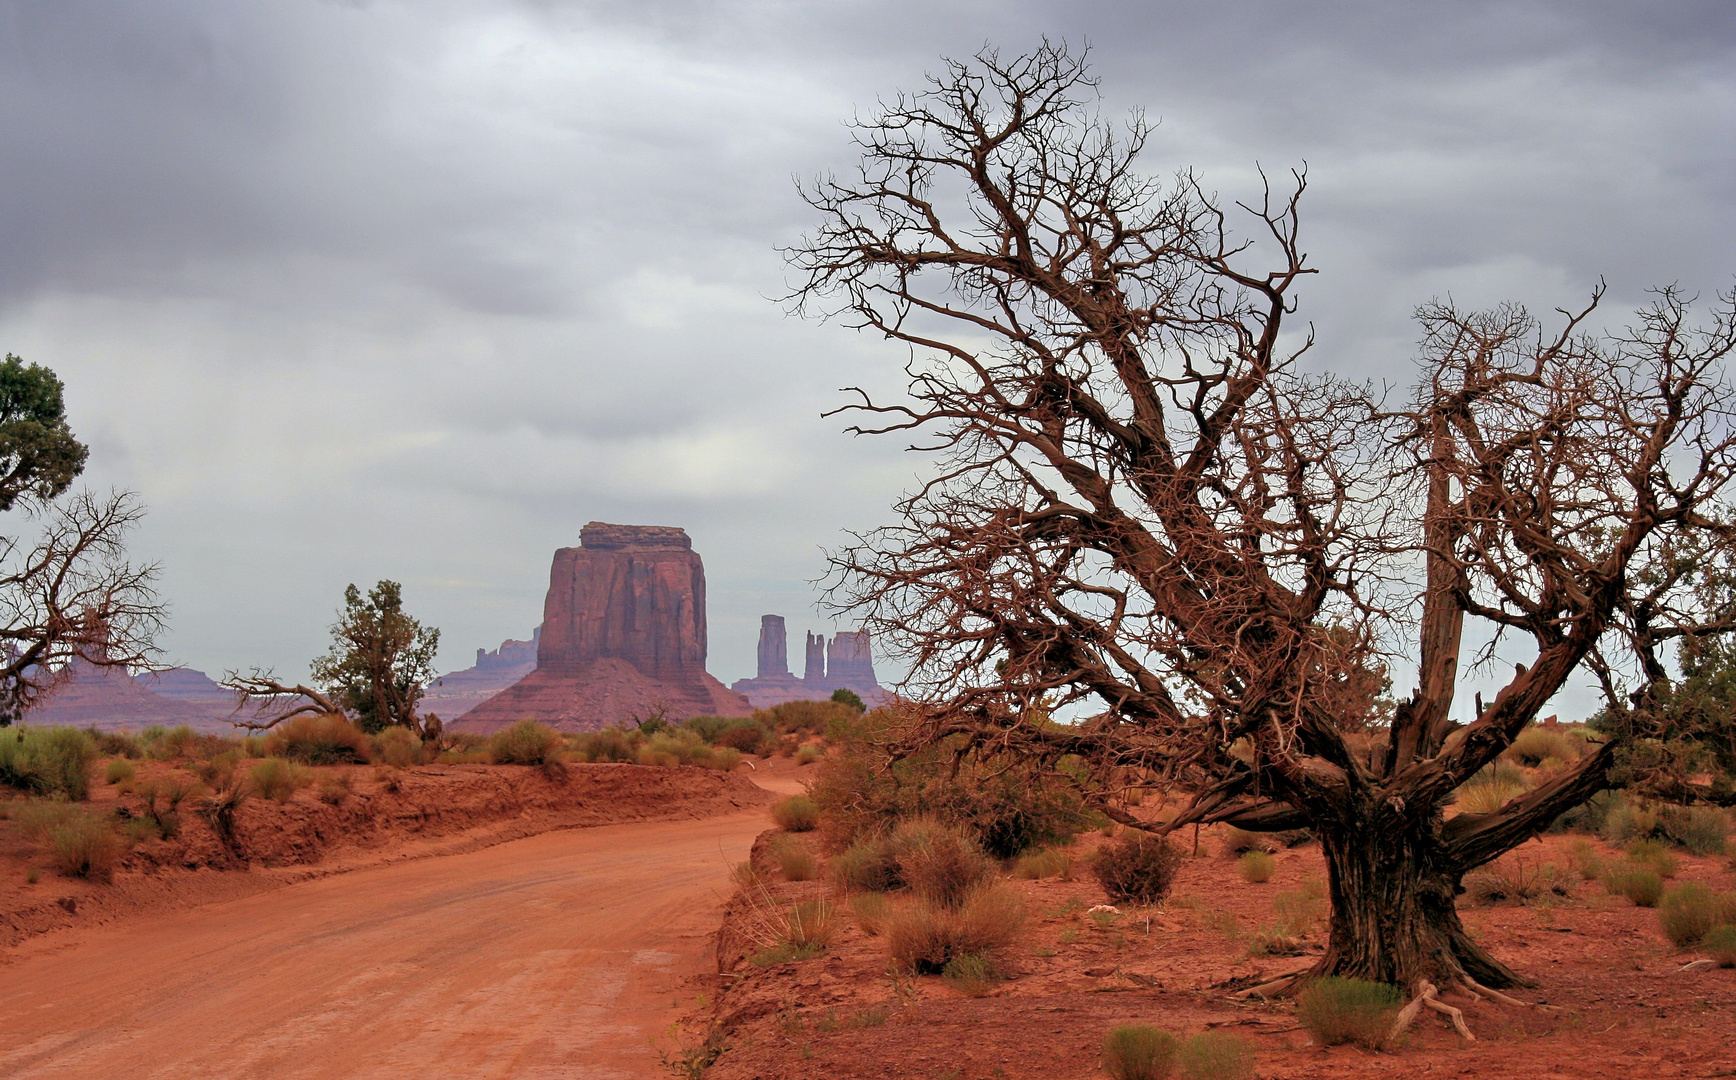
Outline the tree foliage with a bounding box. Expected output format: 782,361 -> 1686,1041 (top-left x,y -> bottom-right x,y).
309,580 -> 440,735
789,42 -> 1736,992
0,355 -> 88,512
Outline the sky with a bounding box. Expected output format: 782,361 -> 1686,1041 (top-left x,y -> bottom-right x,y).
1,1 -> 1733,714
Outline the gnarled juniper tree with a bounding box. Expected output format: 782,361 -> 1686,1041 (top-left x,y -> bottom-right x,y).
789,43 -> 1736,996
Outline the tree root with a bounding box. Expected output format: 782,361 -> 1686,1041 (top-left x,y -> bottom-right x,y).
1389,981 -> 1474,1043
1230,965 -> 1314,1000
1456,975 -> 1563,1013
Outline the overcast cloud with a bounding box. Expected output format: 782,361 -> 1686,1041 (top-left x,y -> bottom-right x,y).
2,2 -> 1733,716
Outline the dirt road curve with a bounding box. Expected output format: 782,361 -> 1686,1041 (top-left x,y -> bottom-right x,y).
0,808 -> 773,1080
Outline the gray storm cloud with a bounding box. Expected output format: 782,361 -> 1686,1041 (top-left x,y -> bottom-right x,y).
1,1 -> 1732,716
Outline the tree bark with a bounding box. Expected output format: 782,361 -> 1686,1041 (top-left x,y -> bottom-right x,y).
1314,818 -> 1523,989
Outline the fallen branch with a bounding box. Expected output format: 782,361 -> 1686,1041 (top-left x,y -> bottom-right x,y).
1389,981 -> 1474,1043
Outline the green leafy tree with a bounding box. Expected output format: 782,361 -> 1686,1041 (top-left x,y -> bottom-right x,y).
309,580 -> 440,735
830,688 -> 865,712
0,355 -> 89,512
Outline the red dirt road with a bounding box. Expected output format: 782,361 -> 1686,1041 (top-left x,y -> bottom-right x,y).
0,809 -> 770,1079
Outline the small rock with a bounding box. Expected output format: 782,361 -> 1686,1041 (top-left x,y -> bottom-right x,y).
1083,966 -> 1115,977
56,897 -> 76,914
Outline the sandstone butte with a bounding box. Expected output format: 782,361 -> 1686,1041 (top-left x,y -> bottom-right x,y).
729,614 -> 887,708
455,522 -> 751,732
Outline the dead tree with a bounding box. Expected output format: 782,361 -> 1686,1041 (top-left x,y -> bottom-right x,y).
219,670 -> 347,731
789,43 -> 1736,1003
0,490 -> 164,723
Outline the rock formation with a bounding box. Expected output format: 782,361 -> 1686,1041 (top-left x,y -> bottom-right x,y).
732,623 -> 887,709
456,523 -> 751,731
756,615 -> 789,678
421,628 -> 541,719
27,662 -> 237,732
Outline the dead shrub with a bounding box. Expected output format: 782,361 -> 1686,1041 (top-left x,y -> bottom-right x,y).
885,881 -> 1025,973
1094,832 -> 1183,905
771,794 -> 820,832
1505,726 -> 1582,767
1101,1024 -> 1178,1080
1463,857 -> 1572,905
1296,976 -> 1402,1049
890,817 -> 995,908
265,714 -> 372,764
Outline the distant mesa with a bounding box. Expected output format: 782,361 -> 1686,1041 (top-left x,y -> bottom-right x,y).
26,659 -> 237,733
421,627 -> 541,719
454,522 -> 751,732
730,615 -> 886,709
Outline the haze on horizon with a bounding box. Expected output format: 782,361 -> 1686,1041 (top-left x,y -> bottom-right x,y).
2,1 -> 1733,711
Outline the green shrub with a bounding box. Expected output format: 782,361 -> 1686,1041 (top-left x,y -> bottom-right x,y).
487,719 -> 563,765
1094,832 -> 1183,905
17,802 -> 125,880
1,726 -> 99,800
1237,851 -> 1276,884
145,725 -> 201,760
1177,1031 -> 1255,1080
1704,924 -> 1736,967
830,688 -> 865,712
890,817 -> 995,908
1658,883 -> 1723,947
829,835 -> 901,892
769,835 -> 819,881
241,735 -> 268,758
1296,977 -> 1401,1049
570,726 -> 639,763
1657,804 -> 1730,856
940,950 -> 1000,996
247,757 -> 311,802
1602,797 -> 1661,845
1012,847 -> 1074,880
885,882 -> 1024,973
1625,839 -> 1680,878
771,794 -> 820,832
795,743 -> 823,766
755,699 -> 857,737
683,715 -> 770,754
637,727 -> 741,770
1605,866 -> 1664,907
1101,1024 -> 1178,1080
372,726 -> 423,767
267,713 -> 373,764
105,759 -> 136,785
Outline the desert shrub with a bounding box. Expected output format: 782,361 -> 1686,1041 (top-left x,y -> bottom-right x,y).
831,687 -> 865,712
750,900 -> 836,965
1605,866 -> 1664,907
940,951 -> 1000,996
17,802 -> 125,880
771,794 -> 820,832
570,726 -> 640,763
889,817 -> 996,907
1464,858 -> 1573,905
828,834 -> 901,892
1602,798 -> 1661,845
133,775 -> 197,840
1101,1024 -> 1178,1080
638,727 -> 740,770
247,757 -> 312,802
266,713 -> 373,764
1550,788 -> 1618,834
1094,832 -> 1183,905
848,891 -> 891,935
0,726 -> 97,800
371,726 -> 423,767
1177,1031 -> 1255,1080
755,699 -> 857,738
241,735 -> 268,758
105,759 -> 136,785
1456,759 -> 1528,814
1012,847 -> 1075,880
317,774 -> 353,805
1658,883 -> 1723,947
885,881 -> 1025,973
769,835 -> 819,881
1657,804 -> 1730,856
1506,726 -> 1582,766
145,725 -> 204,760
1237,851 -> 1276,884
1625,838 -> 1680,878
1566,838 -> 1606,880
1704,924 -> 1736,967
487,719 -> 563,765
795,743 -> 823,766
91,731 -> 143,758
808,710 -> 1093,857
1296,977 -> 1401,1049
683,715 -> 770,754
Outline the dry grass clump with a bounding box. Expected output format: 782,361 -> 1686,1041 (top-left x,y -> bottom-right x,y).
940,951 -> 1001,996
0,726 -> 97,800
1177,1031 -> 1255,1080
1296,977 -> 1402,1049
247,757 -> 312,802
795,743 -> 823,766
16,801 -> 125,880
848,891 -> 891,935
1464,857 -> 1573,905
771,794 -> 820,832
1101,1024 -> 1178,1080
1657,883 -> 1736,948
890,818 -> 996,907
1657,804 -> 1730,856
1012,847 -> 1075,880
266,714 -> 373,764
92,731 -> 143,759
1249,876 -> 1328,956
371,726 -> 424,768
487,719 -> 563,766
829,835 -> 901,893
1624,838 -> 1680,879
768,834 -> 819,881
1604,866 -> 1665,907
1505,725 -> 1583,766
1703,924 -> 1736,967
886,882 -> 1025,973
317,773 -> 354,805
1094,832 -> 1183,905
1456,759 -> 1529,815
1236,850 -> 1275,884
743,896 -> 836,966
105,758 -> 136,785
